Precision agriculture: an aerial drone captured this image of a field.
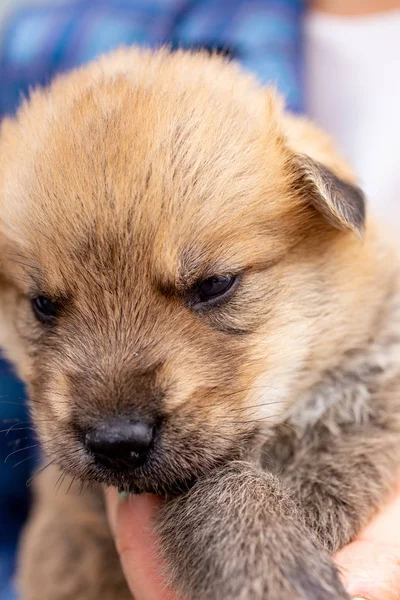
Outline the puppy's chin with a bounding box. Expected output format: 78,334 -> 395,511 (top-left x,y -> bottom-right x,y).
89,463 -> 200,496
119,475 -> 198,497
54,443 -> 245,497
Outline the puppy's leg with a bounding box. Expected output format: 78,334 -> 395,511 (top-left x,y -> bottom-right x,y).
158,383 -> 400,600
157,462 -> 349,600
17,464 -> 132,600
275,390 -> 400,552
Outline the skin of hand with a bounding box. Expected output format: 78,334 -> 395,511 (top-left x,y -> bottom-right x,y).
310,0 -> 400,16
105,489 -> 180,600
105,486 -> 400,600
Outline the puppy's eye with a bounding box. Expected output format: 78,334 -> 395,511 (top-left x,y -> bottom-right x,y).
31,296 -> 58,324
199,276 -> 235,299
189,275 -> 239,309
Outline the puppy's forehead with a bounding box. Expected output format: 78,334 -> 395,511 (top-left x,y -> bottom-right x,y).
0,55 -> 295,289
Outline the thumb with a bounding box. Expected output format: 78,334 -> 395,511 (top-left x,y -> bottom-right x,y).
335,486 -> 400,600
105,488 -> 179,600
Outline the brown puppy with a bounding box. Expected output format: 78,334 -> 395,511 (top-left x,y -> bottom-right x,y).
1,47 -> 400,599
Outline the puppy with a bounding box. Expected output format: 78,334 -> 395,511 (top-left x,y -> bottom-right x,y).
1,47 -> 400,600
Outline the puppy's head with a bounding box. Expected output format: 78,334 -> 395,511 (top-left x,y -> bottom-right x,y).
0,49 -> 374,493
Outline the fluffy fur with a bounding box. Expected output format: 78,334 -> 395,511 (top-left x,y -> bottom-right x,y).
0,47 -> 399,599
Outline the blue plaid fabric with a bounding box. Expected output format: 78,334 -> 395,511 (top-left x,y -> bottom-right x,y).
0,360 -> 33,600
0,1 -> 305,598
0,0 -> 304,118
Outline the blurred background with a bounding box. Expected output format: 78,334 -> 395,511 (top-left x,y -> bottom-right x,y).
0,1 -> 399,598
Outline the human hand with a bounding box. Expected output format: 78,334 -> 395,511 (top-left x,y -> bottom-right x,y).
336,485 -> 400,600
106,486 -> 400,600
105,489 -> 180,600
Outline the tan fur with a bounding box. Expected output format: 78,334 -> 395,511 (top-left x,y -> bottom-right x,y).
0,47 -> 399,599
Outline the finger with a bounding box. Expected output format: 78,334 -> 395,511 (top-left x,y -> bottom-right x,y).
336,486 -> 400,600
104,486 -> 120,537
105,489 -> 180,600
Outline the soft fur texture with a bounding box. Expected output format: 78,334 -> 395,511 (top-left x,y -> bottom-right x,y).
0,47 -> 400,599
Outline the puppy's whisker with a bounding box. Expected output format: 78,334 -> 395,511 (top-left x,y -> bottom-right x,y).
12,454 -> 39,469
230,415 -> 286,425
6,435 -> 35,445
26,459 -> 57,487
0,427 -> 33,435
5,443 -> 38,463
1,421 -> 35,435
0,400 -> 29,406
231,401 -> 287,412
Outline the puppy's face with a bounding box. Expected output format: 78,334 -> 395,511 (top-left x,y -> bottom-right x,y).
0,50 -> 369,493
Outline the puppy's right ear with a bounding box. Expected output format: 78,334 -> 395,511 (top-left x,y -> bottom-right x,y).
294,155 -> 366,239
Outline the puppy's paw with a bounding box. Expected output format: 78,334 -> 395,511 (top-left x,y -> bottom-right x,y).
157,462 -> 349,600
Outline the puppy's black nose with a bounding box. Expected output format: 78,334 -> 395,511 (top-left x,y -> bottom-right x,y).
84,418 -> 154,469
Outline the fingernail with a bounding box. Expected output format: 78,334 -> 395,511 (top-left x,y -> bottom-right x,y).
119,491 -> 129,500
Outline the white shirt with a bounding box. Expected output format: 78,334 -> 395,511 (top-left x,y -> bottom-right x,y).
305,10 -> 400,230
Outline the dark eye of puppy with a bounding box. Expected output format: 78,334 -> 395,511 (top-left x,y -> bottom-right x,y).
31,296 -> 59,324
188,275 -> 239,309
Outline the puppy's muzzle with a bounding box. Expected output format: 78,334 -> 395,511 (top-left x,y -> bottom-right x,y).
84,417 -> 156,470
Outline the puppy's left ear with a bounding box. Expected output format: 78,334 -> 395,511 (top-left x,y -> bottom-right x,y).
295,155 -> 366,239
